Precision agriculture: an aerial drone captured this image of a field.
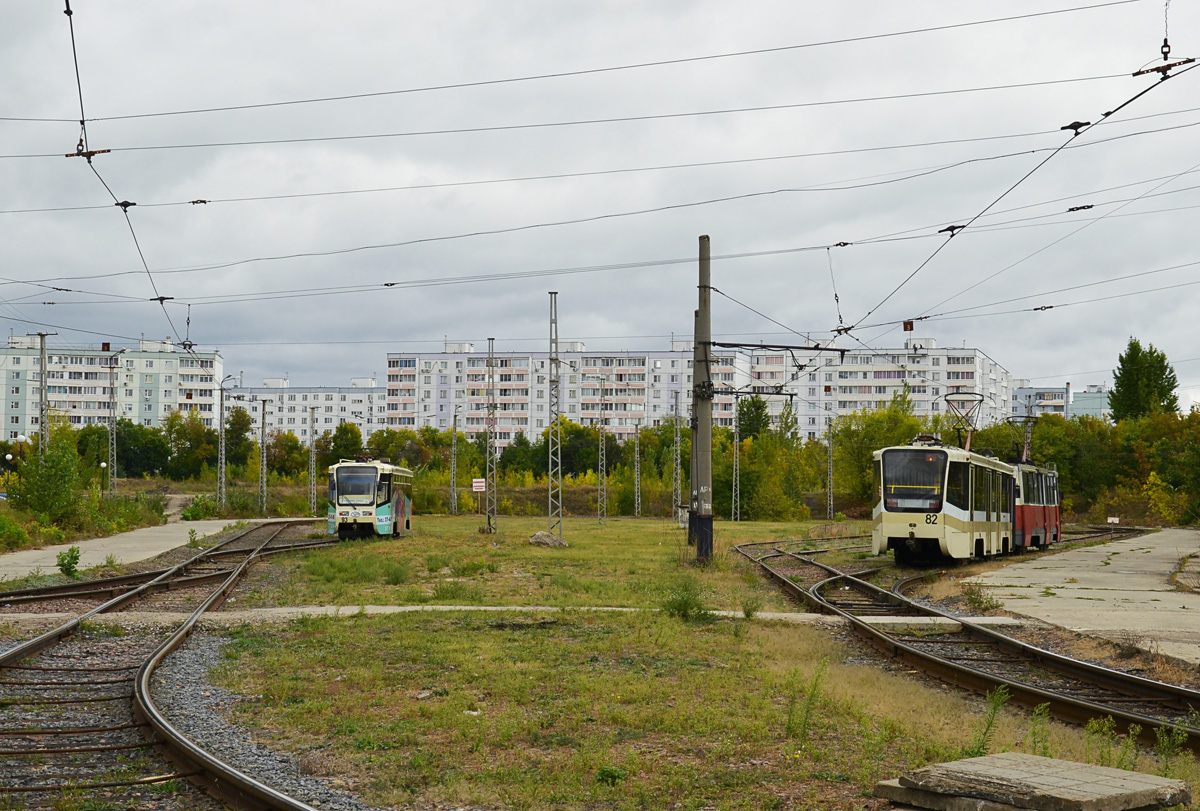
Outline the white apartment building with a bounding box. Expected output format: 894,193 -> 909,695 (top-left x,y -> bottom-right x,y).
0,336 -> 222,439
385,338 -> 1011,448
1012,380 -> 1071,418
222,377 -> 386,446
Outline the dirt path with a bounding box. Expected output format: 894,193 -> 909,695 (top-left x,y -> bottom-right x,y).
163,493 -> 191,523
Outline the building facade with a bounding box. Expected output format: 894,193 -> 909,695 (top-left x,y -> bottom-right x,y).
1012,381 -> 1070,418
222,377 -> 386,446
1069,383 -> 1111,419
385,337 -> 1012,448
0,336 -> 222,440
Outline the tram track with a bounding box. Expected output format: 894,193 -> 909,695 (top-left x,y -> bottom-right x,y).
739,539 -> 1200,754
0,519 -> 326,810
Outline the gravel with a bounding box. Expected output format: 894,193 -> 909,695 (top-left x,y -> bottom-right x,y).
151,631 -> 389,811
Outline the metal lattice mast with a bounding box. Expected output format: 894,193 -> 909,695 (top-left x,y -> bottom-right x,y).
259,398 -> 269,515
308,406 -> 319,515
32,332 -> 54,453
485,338 -> 498,534
732,402 -> 740,521
827,421 -> 835,521
108,348 -> 123,496
547,293 -> 563,541
217,386 -> 227,509
450,406 -> 459,515
672,390 -> 682,522
597,377 -> 607,524
633,420 -> 641,518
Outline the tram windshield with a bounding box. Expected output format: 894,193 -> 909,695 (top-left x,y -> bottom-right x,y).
881,449 -> 946,512
334,466 -> 378,506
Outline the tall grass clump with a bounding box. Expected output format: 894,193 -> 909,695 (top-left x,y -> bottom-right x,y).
660,575 -> 711,622
961,685 -> 1010,758
784,658 -> 829,744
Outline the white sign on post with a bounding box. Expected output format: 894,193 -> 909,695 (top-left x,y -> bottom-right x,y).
1106,516 -> 1120,524
472,478 -> 486,492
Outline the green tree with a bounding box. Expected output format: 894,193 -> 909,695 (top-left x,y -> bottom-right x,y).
266,431 -> 307,476
161,410 -> 218,480
830,388 -> 923,505
225,406 -> 254,467
12,425 -> 82,523
737,395 -> 772,438
329,422 -> 363,463
115,419 -> 169,477
1109,337 -> 1179,421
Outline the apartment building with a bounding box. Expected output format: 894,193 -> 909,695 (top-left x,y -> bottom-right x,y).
385,338 -> 1012,448
222,377 -> 386,446
1012,381 -> 1070,418
0,336 -> 222,439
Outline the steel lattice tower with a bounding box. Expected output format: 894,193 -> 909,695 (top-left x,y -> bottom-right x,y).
308,406 -> 319,515
672,390 -> 682,524
259,398 -> 269,515
547,294 -> 563,541
485,338 -> 498,534
597,378 -> 607,524
633,421 -> 641,518
732,402 -> 740,521
450,406 -> 459,515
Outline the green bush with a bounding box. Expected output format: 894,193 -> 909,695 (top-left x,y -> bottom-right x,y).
0,514 -> 30,551
56,545 -> 81,578
660,576 -> 711,622
182,494 -> 221,521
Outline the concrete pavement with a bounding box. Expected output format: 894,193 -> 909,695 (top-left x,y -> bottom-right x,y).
0,520 -> 234,582
966,528 -> 1200,664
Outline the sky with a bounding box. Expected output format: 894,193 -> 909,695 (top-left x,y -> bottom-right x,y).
2,1 -> 1199,405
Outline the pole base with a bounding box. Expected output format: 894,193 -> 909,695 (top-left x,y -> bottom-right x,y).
687,510 -> 697,545
695,516 -> 714,562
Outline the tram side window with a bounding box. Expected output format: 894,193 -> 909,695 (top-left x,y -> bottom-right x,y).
1022,471 -> 1037,505
327,474 -> 336,504
377,474 -> 392,505
872,460 -> 882,503
972,465 -> 987,518
1002,473 -> 1011,514
946,461 -> 969,510
991,469 -> 1000,518
1037,473 -> 1046,505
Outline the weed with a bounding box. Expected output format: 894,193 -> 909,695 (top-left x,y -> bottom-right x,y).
181,494 -> 221,521
424,554 -> 451,573
56,545 -> 81,579
961,685 -> 1010,758
103,553 -> 119,568
450,560 -> 490,577
79,620 -> 124,637
431,581 -> 482,602
595,765 -> 627,786
660,575 -> 711,622
784,658 -> 828,744
382,561 -> 413,586
962,582 -> 1002,612
1154,723 -> 1188,777
1117,724 -> 1141,770
741,593 -> 764,619
1023,703 -> 1053,758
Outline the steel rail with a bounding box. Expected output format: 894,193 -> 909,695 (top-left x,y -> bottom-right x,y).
132,524 -> 321,811
808,571 -> 1200,753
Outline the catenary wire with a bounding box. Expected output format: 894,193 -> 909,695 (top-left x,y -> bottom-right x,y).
0,0 -> 1146,124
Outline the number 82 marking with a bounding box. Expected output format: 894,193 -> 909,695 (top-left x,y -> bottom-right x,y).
924,514 -> 938,524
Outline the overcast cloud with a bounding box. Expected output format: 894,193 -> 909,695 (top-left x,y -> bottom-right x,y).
2,1 -> 1199,404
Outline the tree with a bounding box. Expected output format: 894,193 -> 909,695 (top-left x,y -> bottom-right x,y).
225,407 -> 255,467
116,418 -> 169,477
329,422 -> 363,463
266,430 -> 306,476
1109,337 -> 1179,421
830,388 -> 923,505
737,394 -> 771,438
161,410 -> 218,480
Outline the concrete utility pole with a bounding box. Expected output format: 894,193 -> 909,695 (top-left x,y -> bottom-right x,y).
107,348 -> 125,496
259,398 -> 269,515
450,405 -> 460,515
30,332 -> 55,453
690,235 -> 714,562
672,390 -> 682,524
827,425 -> 835,520
732,400 -> 740,522
633,420 -> 641,518
217,375 -> 234,510
597,375 -> 607,524
485,337 -> 498,534
309,406 -> 319,515
547,293 -> 563,541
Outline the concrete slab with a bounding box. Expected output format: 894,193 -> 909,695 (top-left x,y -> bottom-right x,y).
878,752 -> 1189,811
965,529 -> 1200,665
0,520 -> 234,582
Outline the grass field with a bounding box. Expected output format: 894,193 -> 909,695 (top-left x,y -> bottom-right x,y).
214,517 -> 1200,810
235,515 -> 869,612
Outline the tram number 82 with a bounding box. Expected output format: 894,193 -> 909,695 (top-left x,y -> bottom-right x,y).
924,514 -> 938,524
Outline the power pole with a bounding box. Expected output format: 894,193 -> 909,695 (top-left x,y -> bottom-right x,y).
827,424 -> 835,520
672,390 -> 682,524
107,348 -> 124,496
633,420 -> 641,518
30,332 -> 55,453
547,293 -> 563,541
597,376 -> 607,524
690,235 -> 714,562
259,398 -> 269,515
485,338 -> 498,534
309,406 -> 319,515
218,386 -> 227,509
450,405 -> 459,515
732,400 -> 740,522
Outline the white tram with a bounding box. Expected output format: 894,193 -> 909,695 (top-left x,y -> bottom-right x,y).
326,459 -> 414,539
871,435 -> 1058,563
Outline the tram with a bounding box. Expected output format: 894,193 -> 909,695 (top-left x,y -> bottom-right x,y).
871,435 -> 1059,563
326,459 -> 414,539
